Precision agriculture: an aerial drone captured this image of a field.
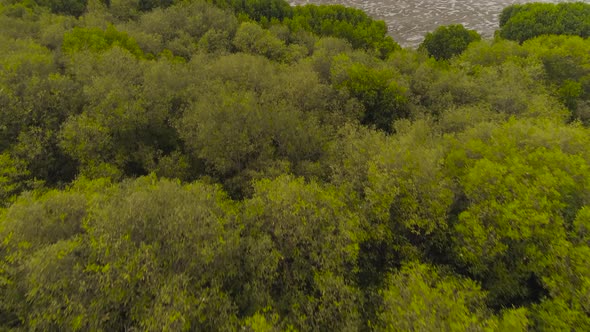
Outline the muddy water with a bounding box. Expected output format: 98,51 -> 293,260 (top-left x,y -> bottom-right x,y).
288,0 -> 581,47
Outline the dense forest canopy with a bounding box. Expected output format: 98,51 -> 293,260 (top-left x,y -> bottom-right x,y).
0,0 -> 590,330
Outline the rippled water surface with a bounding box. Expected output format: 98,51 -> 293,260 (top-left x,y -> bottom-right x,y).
288,0 -> 582,47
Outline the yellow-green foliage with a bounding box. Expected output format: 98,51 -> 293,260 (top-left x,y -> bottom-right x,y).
62,25 -> 144,57
1,0 -> 590,330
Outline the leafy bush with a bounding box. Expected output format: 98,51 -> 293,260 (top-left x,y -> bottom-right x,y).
419,24 -> 481,60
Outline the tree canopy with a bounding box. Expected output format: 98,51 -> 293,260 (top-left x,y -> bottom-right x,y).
0,0 -> 590,330
419,24 -> 481,60
499,2 -> 590,43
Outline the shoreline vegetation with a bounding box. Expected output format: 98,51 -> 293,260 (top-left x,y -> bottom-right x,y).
0,0 -> 589,330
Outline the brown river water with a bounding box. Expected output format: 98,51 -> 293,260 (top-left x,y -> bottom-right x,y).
288,0 -> 583,47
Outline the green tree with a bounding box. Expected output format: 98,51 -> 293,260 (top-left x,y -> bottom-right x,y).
233,22 -> 288,61
445,118 -> 590,307
331,55 -> 409,131
0,176 -> 253,330
376,263 -> 500,331
62,25 -> 144,58
59,48 -> 178,179
0,186 -> 89,329
0,37 -> 82,185
0,152 -> 34,206
123,1 -> 238,58
521,35 -> 590,117
242,175 -> 362,330
419,24 -> 481,61
286,4 -> 399,58
176,53 -> 335,196
498,2 -> 590,43
210,0 -> 293,22
35,0 -> 87,16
